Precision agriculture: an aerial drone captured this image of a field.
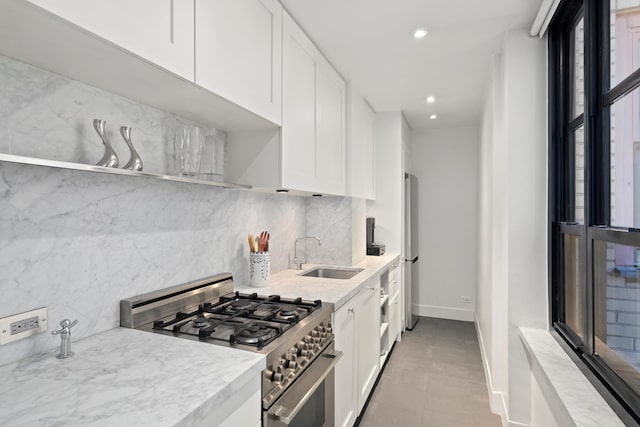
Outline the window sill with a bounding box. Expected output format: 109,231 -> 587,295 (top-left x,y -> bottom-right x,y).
519,327 -> 625,427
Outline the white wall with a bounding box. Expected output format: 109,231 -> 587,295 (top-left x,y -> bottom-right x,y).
368,111 -> 411,327
476,28 -> 548,426
367,112 -> 405,255
411,126 -> 479,322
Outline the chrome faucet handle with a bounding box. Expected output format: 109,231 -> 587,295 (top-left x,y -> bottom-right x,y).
52,319 -> 78,334
52,319 -> 78,359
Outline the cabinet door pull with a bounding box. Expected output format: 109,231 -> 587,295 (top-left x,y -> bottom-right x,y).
170,0 -> 175,44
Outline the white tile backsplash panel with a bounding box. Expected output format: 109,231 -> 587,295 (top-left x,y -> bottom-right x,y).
0,54 -> 305,365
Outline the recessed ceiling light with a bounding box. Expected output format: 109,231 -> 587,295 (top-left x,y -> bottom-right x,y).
413,28 -> 428,39
429,114 -> 437,120
426,96 -> 435,103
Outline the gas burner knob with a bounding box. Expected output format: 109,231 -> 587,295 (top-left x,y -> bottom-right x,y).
305,336 -> 314,343
286,353 -> 297,362
300,350 -> 309,358
320,332 -> 328,339
273,373 -> 284,382
313,337 -> 321,344
287,361 -> 298,370
314,344 -> 321,352
311,330 -> 319,337
276,365 -> 284,374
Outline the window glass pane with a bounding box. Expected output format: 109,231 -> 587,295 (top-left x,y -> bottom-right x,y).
574,124 -> 585,223
564,234 -> 583,339
610,2 -> 640,87
595,240 -> 640,395
573,17 -> 585,118
610,86 -> 640,228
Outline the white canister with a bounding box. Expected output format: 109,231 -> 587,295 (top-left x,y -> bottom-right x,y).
249,252 -> 270,287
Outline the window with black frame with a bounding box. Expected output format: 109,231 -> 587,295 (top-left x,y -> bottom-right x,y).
550,0 -> 640,423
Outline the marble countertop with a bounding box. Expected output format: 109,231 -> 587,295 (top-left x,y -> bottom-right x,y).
238,253 -> 401,310
0,328 -> 265,426
519,327 -> 624,427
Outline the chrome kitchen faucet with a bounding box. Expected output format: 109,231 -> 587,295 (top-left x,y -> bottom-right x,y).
293,236 -> 321,270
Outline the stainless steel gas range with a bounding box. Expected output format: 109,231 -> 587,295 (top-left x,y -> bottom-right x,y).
120,273 -> 341,427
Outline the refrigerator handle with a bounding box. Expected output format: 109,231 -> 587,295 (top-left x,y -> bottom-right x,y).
404,256 -> 418,264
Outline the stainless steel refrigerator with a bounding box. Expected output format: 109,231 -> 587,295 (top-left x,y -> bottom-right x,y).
404,173 -> 419,330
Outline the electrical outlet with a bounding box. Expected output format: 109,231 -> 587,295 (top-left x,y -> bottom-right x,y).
0,308 -> 48,345
460,296 -> 472,304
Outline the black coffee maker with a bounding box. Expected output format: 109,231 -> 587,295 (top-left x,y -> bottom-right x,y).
366,217 -> 385,256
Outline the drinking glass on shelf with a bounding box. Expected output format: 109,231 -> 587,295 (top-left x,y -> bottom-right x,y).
200,128 -> 226,182
174,126 -> 203,177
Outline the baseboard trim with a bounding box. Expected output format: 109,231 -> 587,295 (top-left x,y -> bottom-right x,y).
414,304 -> 475,321
474,314 -> 524,427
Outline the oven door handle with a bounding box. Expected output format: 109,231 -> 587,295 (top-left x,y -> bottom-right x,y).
271,350 -> 343,425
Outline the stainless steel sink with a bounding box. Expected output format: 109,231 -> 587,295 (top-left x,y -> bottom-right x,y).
300,267 -> 364,280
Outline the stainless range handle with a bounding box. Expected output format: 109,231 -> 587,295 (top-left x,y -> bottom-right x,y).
271,350 -> 343,424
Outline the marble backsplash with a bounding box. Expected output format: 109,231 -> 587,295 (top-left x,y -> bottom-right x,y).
0,54 -> 362,366
0,162 -> 305,365
305,196 -> 366,266
0,54 -> 203,175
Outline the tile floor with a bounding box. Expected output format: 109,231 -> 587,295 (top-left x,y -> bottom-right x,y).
358,317 -> 502,427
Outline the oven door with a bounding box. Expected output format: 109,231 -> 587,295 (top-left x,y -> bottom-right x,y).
264,342 -> 342,427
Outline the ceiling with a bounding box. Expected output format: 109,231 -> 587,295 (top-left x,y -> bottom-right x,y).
279,0 -> 542,130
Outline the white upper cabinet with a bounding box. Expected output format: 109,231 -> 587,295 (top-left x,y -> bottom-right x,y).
281,11 -> 346,195
195,0 -> 282,125
316,59 -> 346,195
281,12 -> 318,191
347,87 -> 376,199
27,0 -> 195,81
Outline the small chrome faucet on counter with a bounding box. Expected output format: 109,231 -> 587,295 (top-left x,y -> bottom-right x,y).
293,236 -> 321,270
51,319 -> 78,359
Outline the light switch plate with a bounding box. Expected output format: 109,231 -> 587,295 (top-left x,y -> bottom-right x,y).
0,307 -> 48,345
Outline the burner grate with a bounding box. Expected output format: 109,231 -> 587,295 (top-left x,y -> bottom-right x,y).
149,291 -> 322,348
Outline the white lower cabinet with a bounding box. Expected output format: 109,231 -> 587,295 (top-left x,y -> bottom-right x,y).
388,292 -> 401,349
333,277 -> 381,425
388,261 -> 401,347
334,300 -> 357,427
195,375 -> 261,427
356,278 -> 381,414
